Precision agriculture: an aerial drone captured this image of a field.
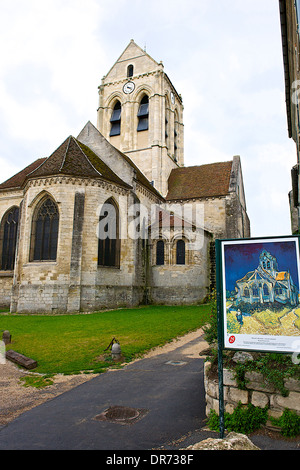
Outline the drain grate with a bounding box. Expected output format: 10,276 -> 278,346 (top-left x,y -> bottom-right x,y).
94,406 -> 148,425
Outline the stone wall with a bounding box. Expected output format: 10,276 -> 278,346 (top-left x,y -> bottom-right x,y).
204,361 -> 300,420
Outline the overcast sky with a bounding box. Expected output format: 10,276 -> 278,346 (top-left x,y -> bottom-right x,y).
0,0 -> 296,238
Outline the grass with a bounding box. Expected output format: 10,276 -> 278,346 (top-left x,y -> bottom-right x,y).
0,304 -> 211,375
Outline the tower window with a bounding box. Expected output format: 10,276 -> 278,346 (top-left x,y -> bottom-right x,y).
137,95 -> 149,131
156,240 -> 165,265
110,101 -> 121,136
32,198 -> 59,261
127,64 -> 134,78
176,239 -> 185,265
0,206 -> 19,270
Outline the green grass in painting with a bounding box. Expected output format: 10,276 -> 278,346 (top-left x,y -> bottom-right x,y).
0,304 -> 211,375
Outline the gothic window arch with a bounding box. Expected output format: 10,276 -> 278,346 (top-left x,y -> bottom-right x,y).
110,100 -> 121,136
137,94 -> 149,131
31,197 -> 59,261
176,239 -> 185,265
156,239 -> 165,265
0,206 -> 19,271
98,198 -> 120,267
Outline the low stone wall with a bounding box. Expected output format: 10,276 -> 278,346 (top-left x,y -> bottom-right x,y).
204,361 -> 300,420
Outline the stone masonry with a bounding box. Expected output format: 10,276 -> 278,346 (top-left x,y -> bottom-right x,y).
204,361 -> 300,420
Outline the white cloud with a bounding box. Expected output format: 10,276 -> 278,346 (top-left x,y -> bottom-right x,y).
0,0 -> 296,237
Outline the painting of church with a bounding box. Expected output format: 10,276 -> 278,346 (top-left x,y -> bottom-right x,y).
235,249 -> 299,306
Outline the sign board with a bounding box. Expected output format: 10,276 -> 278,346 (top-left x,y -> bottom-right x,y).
217,236 -> 300,354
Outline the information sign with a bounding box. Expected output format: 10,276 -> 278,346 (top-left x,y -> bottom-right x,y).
217,236 -> 300,353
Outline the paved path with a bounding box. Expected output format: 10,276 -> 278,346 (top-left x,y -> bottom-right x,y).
0,334 -> 210,450
1,332 -> 299,451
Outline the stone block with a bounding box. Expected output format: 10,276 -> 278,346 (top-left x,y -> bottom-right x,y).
229,387 -> 248,405
223,368 -> 237,387
284,377 -> 300,392
274,392 -> 300,412
251,391 -> 269,408
245,371 -> 276,393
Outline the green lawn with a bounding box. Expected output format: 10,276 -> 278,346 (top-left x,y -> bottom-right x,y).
0,304 -> 211,375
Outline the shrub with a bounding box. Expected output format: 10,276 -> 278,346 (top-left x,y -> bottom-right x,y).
270,408 -> 300,438
207,402 -> 268,435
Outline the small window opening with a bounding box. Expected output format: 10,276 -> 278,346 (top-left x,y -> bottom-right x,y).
127,64 -> 134,78
110,101 -> 121,136
176,239 -> 185,265
156,240 -> 164,265
137,95 -> 149,131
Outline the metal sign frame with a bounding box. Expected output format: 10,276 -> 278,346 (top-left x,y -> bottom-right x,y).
215,235 -> 300,438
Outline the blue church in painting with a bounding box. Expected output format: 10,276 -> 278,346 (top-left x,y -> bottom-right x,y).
235,250 -> 299,306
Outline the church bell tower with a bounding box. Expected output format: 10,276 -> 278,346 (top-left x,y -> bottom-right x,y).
97,40 -> 184,196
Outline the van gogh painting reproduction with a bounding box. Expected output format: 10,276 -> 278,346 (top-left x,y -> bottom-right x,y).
220,237 -> 300,352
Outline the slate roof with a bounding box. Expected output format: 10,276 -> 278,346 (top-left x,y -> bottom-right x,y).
166,161 -> 233,200
0,136 -> 131,190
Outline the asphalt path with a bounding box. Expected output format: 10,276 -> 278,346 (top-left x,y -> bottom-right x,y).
0,334 -> 299,451
0,335 -> 210,450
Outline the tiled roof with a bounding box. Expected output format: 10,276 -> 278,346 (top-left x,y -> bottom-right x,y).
276,272 -> 289,281
0,158 -> 47,190
27,136 -> 130,188
166,161 -> 233,200
0,136 -> 131,190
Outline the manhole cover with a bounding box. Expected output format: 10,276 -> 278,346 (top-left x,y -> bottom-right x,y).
165,360 -> 187,366
94,406 -> 148,425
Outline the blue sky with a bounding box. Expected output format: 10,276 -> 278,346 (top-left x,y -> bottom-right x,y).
0,0 -> 296,237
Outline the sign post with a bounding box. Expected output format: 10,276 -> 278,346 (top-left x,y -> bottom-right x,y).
215,235 -> 300,439
216,240 -> 225,438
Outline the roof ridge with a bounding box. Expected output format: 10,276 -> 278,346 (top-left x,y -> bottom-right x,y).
59,136 -> 72,173
72,138 -> 103,177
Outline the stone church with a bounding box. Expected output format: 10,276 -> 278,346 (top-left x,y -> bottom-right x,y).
0,40 -> 250,313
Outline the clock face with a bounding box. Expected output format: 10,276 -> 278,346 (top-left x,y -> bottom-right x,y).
123,81 -> 135,94
170,91 -> 175,104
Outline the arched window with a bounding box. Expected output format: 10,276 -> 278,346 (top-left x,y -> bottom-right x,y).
98,198 -> 120,267
156,240 -> 164,265
137,95 -> 149,131
263,284 -> 269,296
32,198 -> 59,261
127,64 -> 134,78
252,285 -> 259,297
243,287 -> 250,298
110,101 -> 121,136
0,206 -> 19,270
176,239 -> 185,265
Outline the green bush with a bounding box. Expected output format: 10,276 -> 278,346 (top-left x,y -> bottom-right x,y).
270,408 -> 300,438
207,402 -> 268,435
